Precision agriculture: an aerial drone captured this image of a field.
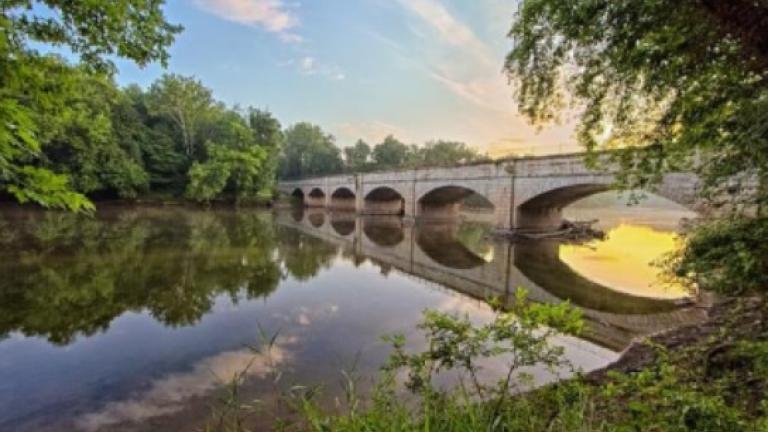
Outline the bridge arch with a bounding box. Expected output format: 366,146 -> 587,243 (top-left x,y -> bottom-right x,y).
330,187 -> 356,212
306,188 -> 327,208
290,188 -> 305,205
417,185 -> 494,220
516,183 -> 612,230
363,187 -> 405,215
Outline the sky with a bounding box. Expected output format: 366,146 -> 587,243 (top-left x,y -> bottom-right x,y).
114,0 -> 579,156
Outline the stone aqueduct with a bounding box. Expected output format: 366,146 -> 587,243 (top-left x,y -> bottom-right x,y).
277,153 -> 701,230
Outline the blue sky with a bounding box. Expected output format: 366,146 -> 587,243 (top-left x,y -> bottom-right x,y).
114,0 -> 577,156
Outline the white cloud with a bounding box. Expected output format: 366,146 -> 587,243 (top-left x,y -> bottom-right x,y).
194,0 -> 302,42
397,0 -> 494,67
296,56 -> 346,81
300,56 -> 316,74
75,345 -> 291,431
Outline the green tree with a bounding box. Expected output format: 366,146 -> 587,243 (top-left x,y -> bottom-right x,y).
279,122 -> 343,178
505,0 -> 768,213
418,140 -> 483,167
147,74 -> 215,160
36,65 -> 149,199
344,139 -> 372,172
186,111 -> 269,203
372,135 -> 409,170
120,85 -> 189,193
248,109 -> 283,194
0,0 -> 181,210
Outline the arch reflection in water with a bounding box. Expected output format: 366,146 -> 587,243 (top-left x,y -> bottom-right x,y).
416,223 -> 487,270
277,210 -> 705,352
330,215 -> 356,237
362,216 -> 405,247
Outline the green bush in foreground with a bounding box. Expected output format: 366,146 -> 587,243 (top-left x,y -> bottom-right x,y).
667,217 -> 768,296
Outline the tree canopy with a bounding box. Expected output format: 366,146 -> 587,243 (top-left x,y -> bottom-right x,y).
506,0 -> 768,295
280,122 -> 343,179
1,0 -> 181,211
505,0 -> 768,213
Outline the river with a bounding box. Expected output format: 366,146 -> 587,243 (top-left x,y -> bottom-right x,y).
0,197 -> 702,431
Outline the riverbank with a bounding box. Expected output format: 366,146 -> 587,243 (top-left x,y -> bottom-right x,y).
289,295 -> 767,432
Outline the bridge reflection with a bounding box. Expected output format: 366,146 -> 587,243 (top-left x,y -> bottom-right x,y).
276,208 -> 706,352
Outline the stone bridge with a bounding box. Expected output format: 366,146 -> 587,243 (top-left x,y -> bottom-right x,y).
277,153 -> 701,230
276,209 -> 706,351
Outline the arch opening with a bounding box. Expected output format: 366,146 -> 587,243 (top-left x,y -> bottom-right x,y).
290,188 -> 305,207
418,186 -> 494,221
363,187 -> 405,216
306,188 -> 327,208
330,187 -> 356,212
517,184 -> 611,231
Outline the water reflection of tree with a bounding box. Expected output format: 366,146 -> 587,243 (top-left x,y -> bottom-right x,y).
0,209 -> 281,345
275,226 -> 339,281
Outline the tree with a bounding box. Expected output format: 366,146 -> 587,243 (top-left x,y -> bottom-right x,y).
280,123 -> 343,178
36,65 -> 149,199
506,0 -> 768,294
186,111 -> 269,203
372,135 -> 410,170
0,1 -> 181,210
505,0 -> 768,213
248,109 -> 283,194
418,140 -> 484,167
344,139 -> 372,172
147,74 -> 215,160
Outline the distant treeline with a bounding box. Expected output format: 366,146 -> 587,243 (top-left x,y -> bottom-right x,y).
278,129 -> 489,180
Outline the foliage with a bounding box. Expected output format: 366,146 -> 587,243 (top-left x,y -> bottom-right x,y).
414,140 -> 485,168
147,74 -> 216,159
280,123 -> 343,179
285,133 -> 486,178
248,109 -> 284,195
343,139 -> 371,172
666,217 -> 768,296
0,0 -> 180,210
370,135 -> 409,170
505,0 -> 768,214
186,113 -> 269,203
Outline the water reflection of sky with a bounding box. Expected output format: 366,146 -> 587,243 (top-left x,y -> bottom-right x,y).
563,194 -> 697,299
0,203 -> 698,432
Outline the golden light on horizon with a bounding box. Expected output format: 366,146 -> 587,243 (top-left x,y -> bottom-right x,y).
559,224 -> 688,299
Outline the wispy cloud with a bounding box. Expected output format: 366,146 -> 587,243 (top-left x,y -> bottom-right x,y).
291,56 -> 346,81
397,0 -> 494,67
194,0 -> 303,43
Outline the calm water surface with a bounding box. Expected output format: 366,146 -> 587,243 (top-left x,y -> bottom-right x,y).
0,202 -> 702,431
